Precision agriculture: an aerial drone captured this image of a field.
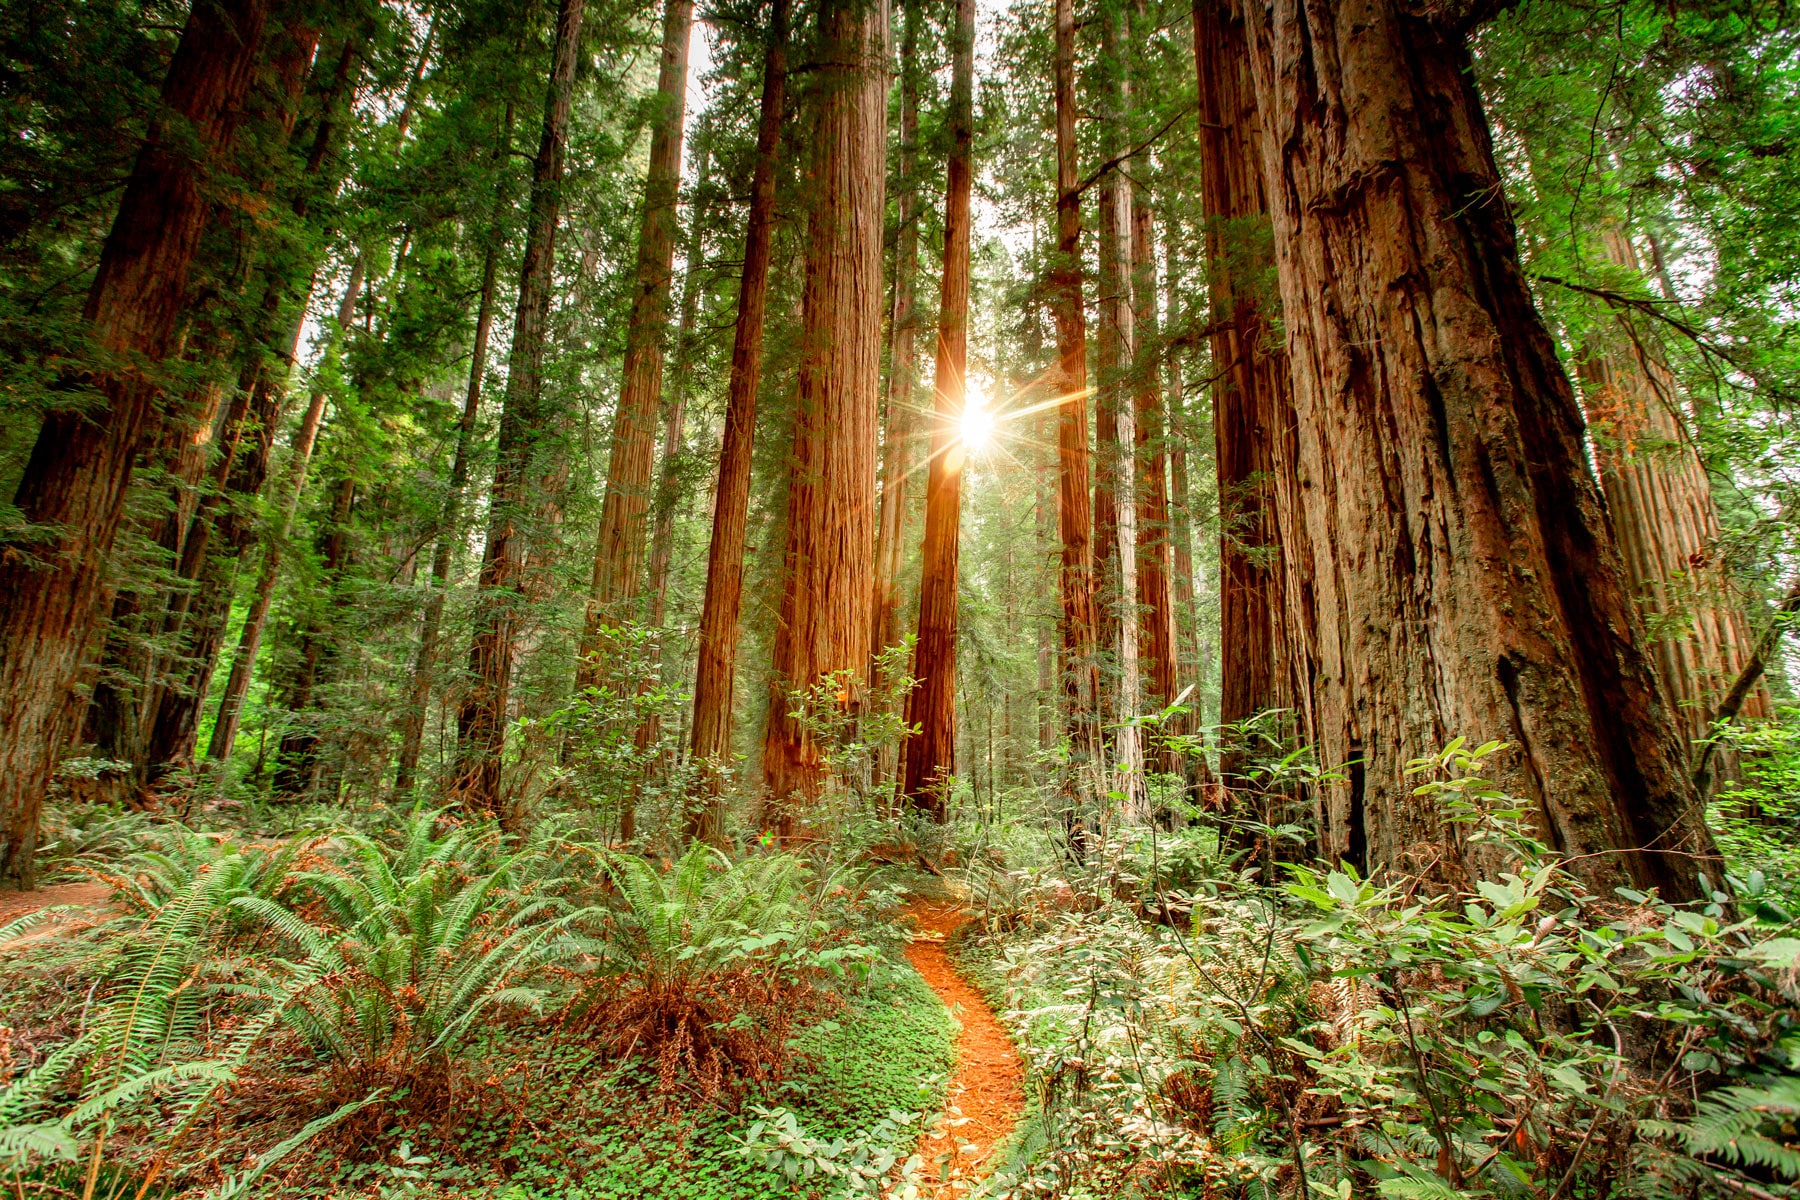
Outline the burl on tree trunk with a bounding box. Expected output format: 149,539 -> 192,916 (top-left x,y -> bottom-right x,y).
0,0 -> 272,888
1242,0 -> 1719,898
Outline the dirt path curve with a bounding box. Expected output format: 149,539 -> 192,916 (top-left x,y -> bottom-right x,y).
0,880 -> 112,949
904,901 -> 1025,1197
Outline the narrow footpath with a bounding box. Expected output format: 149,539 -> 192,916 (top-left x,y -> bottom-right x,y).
904,901 -> 1025,1197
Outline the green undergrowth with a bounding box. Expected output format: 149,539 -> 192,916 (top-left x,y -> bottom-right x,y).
264,960 -> 955,1199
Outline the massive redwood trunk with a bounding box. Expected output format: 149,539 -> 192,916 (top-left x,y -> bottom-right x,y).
899,0 -> 975,818
687,0 -> 788,840
0,0 -> 272,888
1242,0 -> 1718,896
1193,0 -> 1303,775
1050,0 -> 1102,805
759,0 -> 885,833
582,0 -> 695,662
1130,186 -> 1179,761
455,0 -> 586,819
1574,226 -> 1767,746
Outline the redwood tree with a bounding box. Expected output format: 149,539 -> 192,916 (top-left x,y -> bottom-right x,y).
582,0 -> 696,662
899,0 -> 975,817
759,0 -> 886,833
688,0 -> 788,839
0,0 -> 274,887
455,0 -> 586,818
1241,0 -> 1719,896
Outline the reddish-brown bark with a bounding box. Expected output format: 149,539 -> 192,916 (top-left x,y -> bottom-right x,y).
759,0 -> 886,834
1241,0 -> 1718,896
687,0 -> 787,840
455,0 -> 586,820
582,0 -> 696,661
899,0 -> 975,818
1130,191 -> 1179,754
0,0 -> 272,887
1051,0 -> 1102,801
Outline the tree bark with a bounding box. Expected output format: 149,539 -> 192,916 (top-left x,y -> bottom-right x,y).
1051,0 -> 1102,809
1241,0 -> 1719,896
899,0 -> 975,818
1130,178 -> 1179,771
581,0 -> 696,662
759,0 -> 886,835
0,0 -> 272,888
871,0 -> 924,673
1575,225 -> 1767,747
454,0 -> 586,821
687,0 -> 788,842
271,474 -> 356,796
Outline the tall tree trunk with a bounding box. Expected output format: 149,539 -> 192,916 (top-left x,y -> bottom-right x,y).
871,0 -> 923,667
1242,0 -> 1719,897
1194,0 -> 1300,786
1162,226 -> 1205,726
581,0 -> 696,663
1051,0 -> 1101,810
759,0 -> 886,835
454,0 -> 586,820
207,261 -> 361,764
394,105 -> 518,795
1575,226 -> 1767,746
1130,182 -> 1179,772
687,0 -> 788,842
899,0 -> 974,818
0,0 -> 272,888
869,0 -> 923,791
1095,0 -> 1142,806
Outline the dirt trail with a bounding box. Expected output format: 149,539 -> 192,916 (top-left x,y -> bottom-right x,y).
0,880 -> 112,950
905,901 -> 1025,1197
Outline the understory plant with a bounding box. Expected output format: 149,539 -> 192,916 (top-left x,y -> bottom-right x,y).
970,740 -> 1800,1199
578,843 -> 878,1098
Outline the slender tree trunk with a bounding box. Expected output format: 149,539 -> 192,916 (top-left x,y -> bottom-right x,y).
1575,225 -> 1767,746
454,0 -> 586,820
1095,0 -> 1142,806
394,105 -> 518,795
1242,0 -> 1719,896
869,0 -> 924,791
899,0 -> 974,818
1130,185 -> 1178,778
759,0 -> 886,835
0,0 -> 272,887
871,0 -> 923,669
1162,226 -> 1205,724
582,0 -> 696,663
1051,0 -> 1101,811
207,262 -> 362,764
687,0 -> 788,842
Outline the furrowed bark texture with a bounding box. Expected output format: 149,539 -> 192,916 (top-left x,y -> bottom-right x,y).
583,0 -> 695,656
1242,0 -> 1718,896
687,0 -> 788,841
0,0 -> 271,888
869,0 -> 923,792
1051,0 -> 1101,804
455,0 -> 585,819
760,0 -> 886,833
1576,226 -> 1766,745
899,0 -> 975,818
1193,0 -> 1305,765
1130,192 -> 1178,734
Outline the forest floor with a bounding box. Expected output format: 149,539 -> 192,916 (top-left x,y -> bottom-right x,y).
904,901 -> 1026,1196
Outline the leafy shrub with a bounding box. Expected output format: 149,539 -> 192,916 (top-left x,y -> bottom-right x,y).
578,844 -> 876,1098
966,741 -> 1800,1200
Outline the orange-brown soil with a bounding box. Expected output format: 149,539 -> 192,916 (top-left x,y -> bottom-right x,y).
905,901 -> 1025,1197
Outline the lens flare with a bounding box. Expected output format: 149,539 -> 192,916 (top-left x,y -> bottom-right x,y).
959,382 -> 996,452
